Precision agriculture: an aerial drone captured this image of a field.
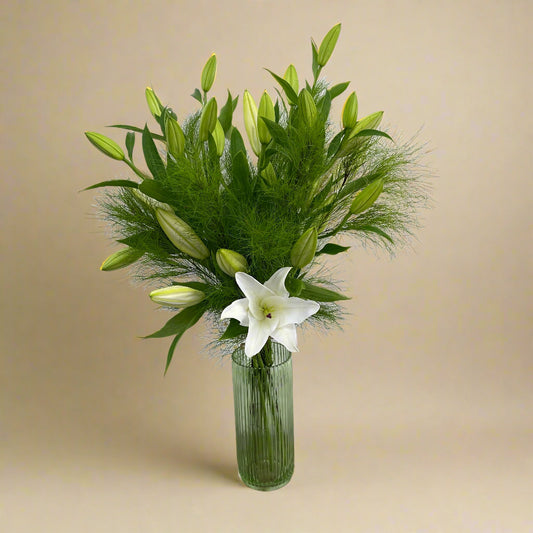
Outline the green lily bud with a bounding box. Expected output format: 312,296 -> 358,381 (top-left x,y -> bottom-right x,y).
290,227 -> 318,268
85,132 -> 125,161
145,87 -> 162,118
283,64 -> 299,94
261,162 -> 277,186
212,119 -> 225,156
155,208 -> 209,259
216,249 -> 249,277
243,90 -> 261,156
201,53 -> 217,93
342,92 -> 358,129
257,91 -> 275,144
317,23 -> 341,67
132,189 -> 173,212
350,179 -> 384,215
165,116 -> 185,158
348,111 -> 384,139
299,89 -> 318,127
150,285 -> 206,308
199,97 -> 218,142
100,247 -> 144,271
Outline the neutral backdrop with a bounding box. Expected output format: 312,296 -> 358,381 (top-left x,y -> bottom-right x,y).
1,1 -> 531,532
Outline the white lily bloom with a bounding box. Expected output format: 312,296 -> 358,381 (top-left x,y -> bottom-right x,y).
221,267 -> 320,358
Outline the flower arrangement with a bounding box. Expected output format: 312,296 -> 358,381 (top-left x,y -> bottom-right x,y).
84,23 -> 428,372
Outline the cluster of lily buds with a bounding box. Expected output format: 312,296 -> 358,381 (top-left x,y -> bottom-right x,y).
290,227 -> 318,268
216,249 -> 249,277
150,285 -> 206,308
350,179 -> 384,215
100,247 -> 144,271
155,208 -> 209,259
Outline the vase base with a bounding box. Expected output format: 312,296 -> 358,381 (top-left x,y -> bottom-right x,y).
238,470 -> 293,491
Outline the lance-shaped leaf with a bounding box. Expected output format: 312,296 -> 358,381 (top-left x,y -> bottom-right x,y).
265,69 -> 298,105
329,81 -> 350,99
144,302 -> 206,339
109,124 -> 165,141
83,179 -> 139,191
316,243 -> 350,256
359,225 -> 394,243
220,319 -> 248,340
142,125 -> 166,180
139,179 -> 167,203
218,90 -> 237,134
352,129 -> 393,142
327,130 -> 346,160
230,127 -> 247,159
191,88 -> 203,104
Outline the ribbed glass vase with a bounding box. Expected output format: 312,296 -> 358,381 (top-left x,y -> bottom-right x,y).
232,341 -> 294,491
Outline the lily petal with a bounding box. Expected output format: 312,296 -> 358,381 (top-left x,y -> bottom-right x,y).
271,324 -> 299,353
264,267 -> 291,297
245,316 -> 278,357
276,297 -> 320,328
221,298 -> 250,326
235,271 -> 275,319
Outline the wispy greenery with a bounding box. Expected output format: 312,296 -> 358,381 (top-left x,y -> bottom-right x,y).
85,24 -> 430,370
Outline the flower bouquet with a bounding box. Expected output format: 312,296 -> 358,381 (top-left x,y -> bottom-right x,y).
84,24 -> 428,490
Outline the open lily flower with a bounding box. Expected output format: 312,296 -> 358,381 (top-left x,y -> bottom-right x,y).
221,267 -> 320,358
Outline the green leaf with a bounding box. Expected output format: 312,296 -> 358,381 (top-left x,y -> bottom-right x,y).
359,225 -> 394,243
232,96 -> 239,112
125,132 -> 135,160
265,69 -> 298,105
329,81 -> 350,99
220,319 -> 248,340
191,88 -> 203,104
318,90 -> 331,122
300,283 -> 350,302
353,129 -> 393,142
142,125 -> 166,180
138,179 -> 168,202
218,91 -> 233,134
231,151 -> 252,196
261,118 -> 289,149
144,302 -> 205,339
83,179 -> 139,191
327,130 -> 345,159
109,124 -> 165,141
274,100 -> 280,122
230,127 -> 247,160
317,243 -> 350,255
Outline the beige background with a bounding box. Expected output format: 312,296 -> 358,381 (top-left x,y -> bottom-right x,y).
1,0 -> 532,531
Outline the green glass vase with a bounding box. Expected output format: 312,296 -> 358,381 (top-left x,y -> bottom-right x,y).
232,341 -> 294,491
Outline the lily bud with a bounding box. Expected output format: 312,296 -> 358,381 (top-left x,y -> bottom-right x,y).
201,53 -> 217,93
165,116 -> 185,158
348,111 -> 384,139
216,249 -> 249,277
243,90 -> 261,156
85,132 -> 125,161
132,189 -> 173,212
257,91 -> 275,144
100,247 -> 144,271
298,89 -> 318,127
150,285 -> 206,308
350,179 -> 384,215
145,87 -> 162,118
199,97 -> 218,142
317,23 -> 341,67
155,208 -> 209,259
283,64 -> 299,94
342,92 -> 358,129
212,120 -> 225,156
290,227 -> 318,268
